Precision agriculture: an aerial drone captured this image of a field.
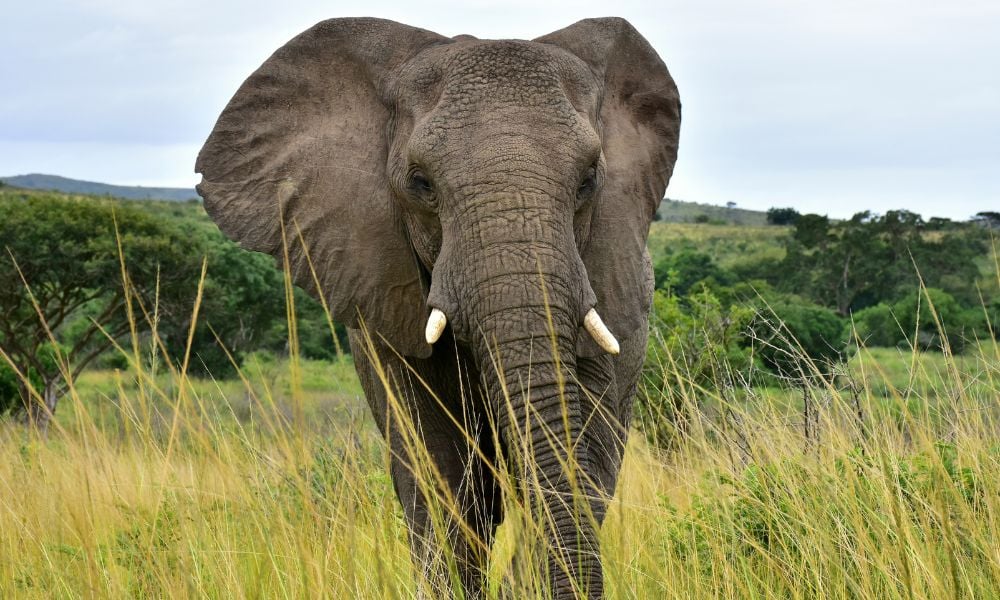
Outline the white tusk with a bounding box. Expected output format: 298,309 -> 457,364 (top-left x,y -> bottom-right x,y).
584,308 -> 620,355
425,308 -> 447,344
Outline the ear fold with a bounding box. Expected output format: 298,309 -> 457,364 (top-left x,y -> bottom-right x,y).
536,18 -> 681,356
196,18 -> 448,358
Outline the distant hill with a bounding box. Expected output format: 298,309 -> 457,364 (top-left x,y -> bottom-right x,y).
0,174 -> 772,221
0,173 -> 199,202
657,198 -> 770,226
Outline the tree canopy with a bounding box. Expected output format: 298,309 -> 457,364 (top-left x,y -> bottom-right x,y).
0,190 -> 342,427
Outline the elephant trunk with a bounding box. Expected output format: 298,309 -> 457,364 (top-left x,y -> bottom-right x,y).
455,241 -> 601,598
423,176 -> 606,596
481,324 -> 602,599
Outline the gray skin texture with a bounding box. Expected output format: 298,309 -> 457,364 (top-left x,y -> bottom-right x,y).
196,17 -> 680,599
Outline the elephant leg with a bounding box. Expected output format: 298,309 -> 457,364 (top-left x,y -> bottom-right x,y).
576,322 -> 647,526
348,329 -> 502,599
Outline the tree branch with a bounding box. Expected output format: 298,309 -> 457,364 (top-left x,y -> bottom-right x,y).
69,318 -> 133,380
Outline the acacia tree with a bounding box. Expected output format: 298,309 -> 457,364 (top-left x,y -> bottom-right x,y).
0,191 -> 202,430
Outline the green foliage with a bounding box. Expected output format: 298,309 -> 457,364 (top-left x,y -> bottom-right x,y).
749,296 -> 848,379
165,235 -> 287,376
149,209 -> 345,376
768,210 -> 990,317
851,302 -> 899,347
0,189 -> 344,416
973,211 -> 1000,229
790,213 -> 831,248
0,361 -> 19,416
854,288 -> 987,352
765,207 -> 800,226
648,246 -> 849,384
639,288 -> 754,447
653,249 -> 735,295
0,190 -> 202,418
925,216 -> 956,231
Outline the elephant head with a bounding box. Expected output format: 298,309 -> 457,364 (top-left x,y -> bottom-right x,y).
196,17 -> 679,597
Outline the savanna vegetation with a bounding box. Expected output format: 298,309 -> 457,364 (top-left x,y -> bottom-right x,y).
1,186 -> 998,598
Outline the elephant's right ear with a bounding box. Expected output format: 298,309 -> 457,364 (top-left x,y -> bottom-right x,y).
196,18 -> 449,358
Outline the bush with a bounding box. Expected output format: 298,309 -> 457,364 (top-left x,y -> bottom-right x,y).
852,288 -> 987,352
639,288 -> 754,448
892,288 -> 985,352
852,302 -> 899,347
653,249 -> 734,296
749,295 -> 848,380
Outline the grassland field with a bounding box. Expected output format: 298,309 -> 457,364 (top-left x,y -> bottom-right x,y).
1,196 -> 998,598
2,335 -> 998,598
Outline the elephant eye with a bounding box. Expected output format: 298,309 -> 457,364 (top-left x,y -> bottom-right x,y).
409,168 -> 434,196
577,165 -> 598,200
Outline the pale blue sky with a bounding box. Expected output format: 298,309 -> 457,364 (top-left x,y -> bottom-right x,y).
1,0 -> 997,219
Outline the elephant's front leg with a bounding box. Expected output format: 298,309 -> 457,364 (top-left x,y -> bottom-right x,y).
349,330 -> 502,599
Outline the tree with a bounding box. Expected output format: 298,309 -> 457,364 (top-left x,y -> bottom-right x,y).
165,233 -> 347,376
791,213 -> 831,248
823,212 -> 888,315
164,235 -> 288,376
972,211 -> 1000,229
925,217 -> 955,231
0,192 -> 203,430
766,207 -> 801,226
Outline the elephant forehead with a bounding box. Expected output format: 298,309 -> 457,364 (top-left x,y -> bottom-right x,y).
440,41 -> 562,101
398,39 -> 597,109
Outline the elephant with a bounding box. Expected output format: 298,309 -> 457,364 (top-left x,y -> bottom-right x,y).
196,16 -> 680,599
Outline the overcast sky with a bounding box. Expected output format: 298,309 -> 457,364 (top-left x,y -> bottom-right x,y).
1,1 -> 997,219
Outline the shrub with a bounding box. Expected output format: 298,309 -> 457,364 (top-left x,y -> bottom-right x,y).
653,249 -> 734,296
852,288 -> 987,352
891,288 -> 984,352
749,295 -> 848,380
639,288 -> 754,448
852,302 -> 899,347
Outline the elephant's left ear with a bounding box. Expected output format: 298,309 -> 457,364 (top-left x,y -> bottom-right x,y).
537,18 -> 681,356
